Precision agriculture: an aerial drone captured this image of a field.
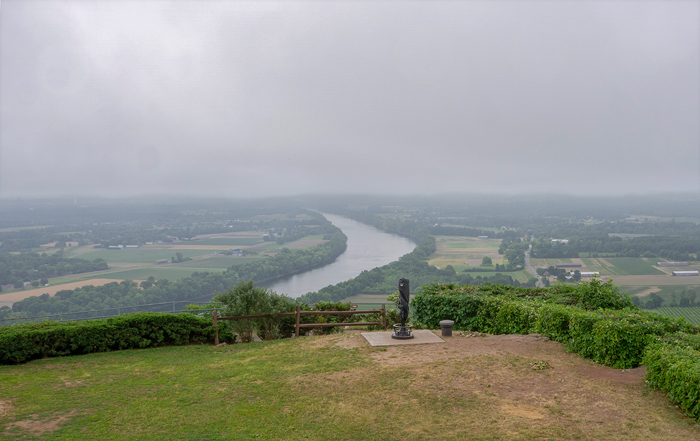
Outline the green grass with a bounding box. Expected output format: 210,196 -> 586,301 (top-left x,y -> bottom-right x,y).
100,267 -> 216,281
2,333 -> 698,439
606,258 -> 665,276
0,341 -> 366,440
71,248 -> 216,263
649,307 -> 700,325
442,239 -> 500,249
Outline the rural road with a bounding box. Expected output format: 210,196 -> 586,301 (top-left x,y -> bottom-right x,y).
525,246 -> 544,288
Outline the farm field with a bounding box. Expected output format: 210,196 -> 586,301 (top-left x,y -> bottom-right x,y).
99,267 -> 208,281
0,279 -> 121,309
429,236 -> 503,268
532,257 -> 667,277
648,307 -> 700,325
168,256 -> 263,269
185,237 -> 263,246
1,332 -> 698,440
610,275 -> 700,286
69,248 -> 216,263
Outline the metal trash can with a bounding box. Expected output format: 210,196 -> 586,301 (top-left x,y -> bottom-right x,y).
439,320 -> 454,337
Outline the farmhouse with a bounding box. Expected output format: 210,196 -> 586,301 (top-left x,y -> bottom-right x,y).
672,271 -> 699,276
155,259 -> 169,264
657,261 -> 688,267
478,236 -> 488,239
580,272 -> 599,277
555,263 -> 582,268
125,245 -> 139,248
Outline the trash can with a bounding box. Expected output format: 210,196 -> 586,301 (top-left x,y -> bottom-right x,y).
439,320 -> 454,337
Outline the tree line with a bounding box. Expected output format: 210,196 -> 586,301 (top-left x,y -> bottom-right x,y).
0,250 -> 108,288
1,226 -> 347,319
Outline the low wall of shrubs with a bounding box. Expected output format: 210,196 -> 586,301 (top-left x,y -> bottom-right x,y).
0,312 -> 230,364
411,281 -> 700,421
643,333 -> 700,421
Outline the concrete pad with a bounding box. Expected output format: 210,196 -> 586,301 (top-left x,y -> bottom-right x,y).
361,330 -> 445,347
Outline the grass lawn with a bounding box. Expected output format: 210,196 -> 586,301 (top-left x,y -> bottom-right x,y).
1,333 -> 698,440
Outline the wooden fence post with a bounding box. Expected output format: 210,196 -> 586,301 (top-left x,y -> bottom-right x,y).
382,304 -> 386,330
212,309 -> 219,346
295,304 -> 300,338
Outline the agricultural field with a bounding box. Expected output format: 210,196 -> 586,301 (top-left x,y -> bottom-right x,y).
531,257 -> 664,277
184,237 -> 263,246
67,247 -> 216,263
0,279 -> 119,309
648,307 -> 700,325
429,236 -> 503,268
99,267 -> 207,281
168,256 -> 263,269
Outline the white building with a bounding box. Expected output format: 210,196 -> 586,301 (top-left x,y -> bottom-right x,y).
672,271 -> 699,276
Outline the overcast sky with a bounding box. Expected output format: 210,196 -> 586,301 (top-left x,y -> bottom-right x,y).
1,1 -> 699,198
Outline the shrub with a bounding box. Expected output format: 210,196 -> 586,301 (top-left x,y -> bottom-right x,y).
214,280 -> 296,342
411,282 -> 696,369
0,312 -> 224,364
644,340 -> 700,421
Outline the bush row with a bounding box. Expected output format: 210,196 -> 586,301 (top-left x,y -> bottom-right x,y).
411,282 -> 695,369
643,333 -> 700,421
0,312 -> 229,364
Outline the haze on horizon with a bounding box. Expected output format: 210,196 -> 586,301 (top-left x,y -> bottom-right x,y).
1,1 -> 699,199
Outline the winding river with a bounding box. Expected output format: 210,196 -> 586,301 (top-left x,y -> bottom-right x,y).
262,213 -> 416,298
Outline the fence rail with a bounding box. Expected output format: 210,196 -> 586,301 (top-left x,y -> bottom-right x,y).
0,302 -> 395,327
212,304 -> 386,344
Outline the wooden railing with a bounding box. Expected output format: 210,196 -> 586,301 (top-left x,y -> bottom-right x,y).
212,304 -> 386,344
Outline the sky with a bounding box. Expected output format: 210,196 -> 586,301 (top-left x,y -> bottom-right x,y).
1,0 -> 699,198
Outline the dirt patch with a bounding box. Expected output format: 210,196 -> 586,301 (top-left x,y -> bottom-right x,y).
501,404 -> 544,420
632,286 -> 661,297
575,365 -> 646,385
332,332 -> 367,349
296,330 -> 700,440
597,258 -> 615,267
0,400 -> 12,417
4,411 -> 77,436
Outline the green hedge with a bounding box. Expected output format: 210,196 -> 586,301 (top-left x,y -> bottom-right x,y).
411,284 -> 695,368
644,335 -> 700,421
0,312 -> 229,364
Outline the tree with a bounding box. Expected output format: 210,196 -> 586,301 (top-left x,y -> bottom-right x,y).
481,256 -> 492,266
40,278 -> 49,285
573,270 -> 581,282
140,276 -> 156,289
30,280 -> 40,287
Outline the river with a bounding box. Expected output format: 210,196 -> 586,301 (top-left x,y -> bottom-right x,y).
261,213 -> 416,298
